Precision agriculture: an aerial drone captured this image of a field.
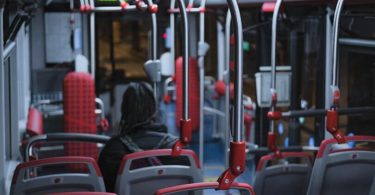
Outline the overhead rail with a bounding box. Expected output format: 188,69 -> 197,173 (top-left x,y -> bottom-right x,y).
282,106 -> 375,118
74,0 -> 155,13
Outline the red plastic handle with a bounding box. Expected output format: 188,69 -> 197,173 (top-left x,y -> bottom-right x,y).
99,118 -> 110,132
163,94 -> 172,104
148,4 -> 158,13
332,89 -> 341,106
267,111 -> 282,120
135,0 -> 146,11
180,119 -> 192,144
271,90 -> 278,106
244,114 -> 252,142
171,119 -> 191,156
267,132 -> 281,157
214,81 -> 234,99
120,1 -> 129,10
217,141 -> 245,190
326,108 -> 346,144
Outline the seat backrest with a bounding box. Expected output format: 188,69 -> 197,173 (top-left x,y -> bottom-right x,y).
26,107 -> 44,136
115,149 -> 203,195
175,57 -> 200,132
254,152 -> 312,195
11,156 -> 106,195
307,136 -> 375,195
49,192 -> 116,195
155,182 -> 255,195
63,72 -> 98,161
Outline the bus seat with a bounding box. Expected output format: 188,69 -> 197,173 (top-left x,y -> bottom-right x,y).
49,192 -> 116,195
175,57 -> 200,132
155,182 -> 255,195
63,72 -> 98,163
24,133 -> 110,162
115,149 -> 203,195
26,107 -> 44,136
254,152 -> 312,195
10,156 -> 106,194
307,136 -> 375,195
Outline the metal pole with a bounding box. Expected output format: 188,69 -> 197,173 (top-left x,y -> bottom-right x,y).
89,0 -> 96,78
324,7 -> 334,139
83,0 -> 88,9
170,0 -> 175,81
3,41 -> 16,59
176,0 -> 189,120
0,7 -> 5,195
171,0 -> 189,120
224,10 -> 231,167
332,0 -> 345,88
282,107 -> 375,118
198,0 -> 207,170
150,6 -> 157,61
188,0 -> 194,7
227,0 -> 243,142
91,6 -> 139,12
144,0 -> 159,105
270,0 -> 283,134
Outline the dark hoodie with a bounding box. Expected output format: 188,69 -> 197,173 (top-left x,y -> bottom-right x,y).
98,123 -> 181,192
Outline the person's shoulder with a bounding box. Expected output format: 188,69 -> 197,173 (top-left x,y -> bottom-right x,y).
158,132 -> 178,148
145,123 -> 168,133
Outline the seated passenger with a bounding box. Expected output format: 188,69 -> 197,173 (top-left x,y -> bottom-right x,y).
98,82 -> 179,192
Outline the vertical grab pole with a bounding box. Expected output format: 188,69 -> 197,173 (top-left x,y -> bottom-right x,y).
331,0 -> 344,89
89,0 -> 96,78
180,0 -> 189,126
144,0 -> 159,105
267,0 -> 282,156
0,7 -> 6,195
198,0 -> 207,170
171,0 -> 191,156
217,0 -> 245,190
326,0 -> 346,143
224,10 -> 231,168
170,1 -> 175,79
231,0 -> 243,144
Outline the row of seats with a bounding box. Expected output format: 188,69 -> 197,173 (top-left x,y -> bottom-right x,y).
15,134 -> 375,195
11,148 -> 202,194
22,29 -> 375,195
253,135 -> 375,195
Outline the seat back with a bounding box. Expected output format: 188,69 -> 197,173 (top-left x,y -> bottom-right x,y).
63,72 -> 98,160
24,133 -> 110,162
307,136 -> 375,195
26,107 -> 44,136
155,182 -> 255,195
49,192 -> 116,195
115,149 -> 203,195
175,57 -> 200,132
11,157 -> 106,195
254,152 -> 312,195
